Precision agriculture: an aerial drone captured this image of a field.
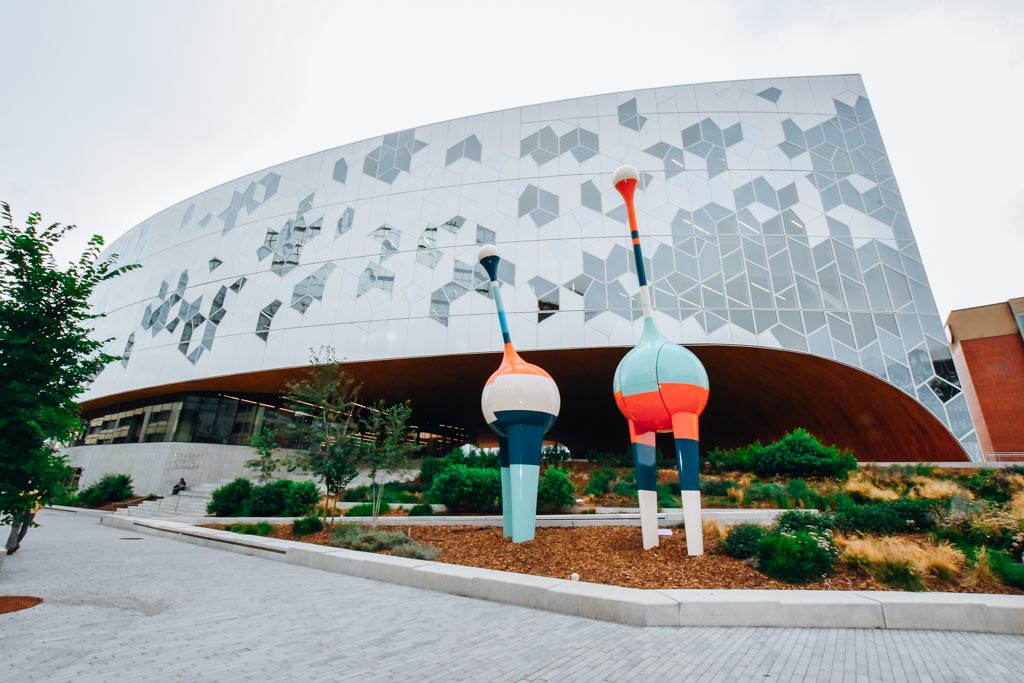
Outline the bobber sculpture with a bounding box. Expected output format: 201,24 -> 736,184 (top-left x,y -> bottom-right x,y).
478,244 -> 561,543
611,165 -> 710,554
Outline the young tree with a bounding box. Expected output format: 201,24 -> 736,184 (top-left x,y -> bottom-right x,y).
244,425 -> 281,483
0,203 -> 136,526
362,399 -> 421,527
280,348 -> 363,527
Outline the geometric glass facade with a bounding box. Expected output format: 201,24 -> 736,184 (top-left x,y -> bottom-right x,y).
82,75 -> 979,459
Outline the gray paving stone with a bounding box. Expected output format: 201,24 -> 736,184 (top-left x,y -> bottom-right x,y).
3,511 -> 1024,681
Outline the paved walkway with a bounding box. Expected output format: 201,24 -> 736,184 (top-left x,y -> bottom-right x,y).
2,512 -> 1023,682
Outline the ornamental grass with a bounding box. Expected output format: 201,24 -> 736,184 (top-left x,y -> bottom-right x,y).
837,534 -> 965,590
843,472 -> 900,501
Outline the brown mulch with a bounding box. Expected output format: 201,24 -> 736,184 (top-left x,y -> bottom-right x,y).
245,522 -> 882,591
204,522 -> 1024,594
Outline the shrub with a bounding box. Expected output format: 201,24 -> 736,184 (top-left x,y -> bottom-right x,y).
537,467 -> 576,512
345,501 -> 391,517
247,480 -> 293,517
746,482 -> 786,503
758,530 -> 837,583
584,468 -> 618,496
206,477 -> 253,516
775,510 -> 834,534
224,521 -> 272,536
590,449 -> 634,468
346,529 -> 409,552
656,482 -> 679,509
932,495 -> 1021,550
839,535 -> 964,589
834,499 -> 941,534
724,523 -> 768,559
284,481 -> 320,517
409,503 -> 434,516
428,464 -> 502,513
611,477 -> 638,499
330,522 -> 363,547
990,550 -> 1024,590
700,478 -> 739,497
73,473 -> 134,508
292,516 -> 324,537
963,546 -> 1003,592
753,429 -> 857,479
391,541 -> 440,560
962,469 -> 1024,504
705,443 -> 761,473
344,483 -> 421,504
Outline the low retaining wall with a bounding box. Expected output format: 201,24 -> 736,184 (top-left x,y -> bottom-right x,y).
98,513 -> 1024,634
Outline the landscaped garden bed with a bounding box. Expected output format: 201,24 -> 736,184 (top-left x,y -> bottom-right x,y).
206,429 -> 1024,595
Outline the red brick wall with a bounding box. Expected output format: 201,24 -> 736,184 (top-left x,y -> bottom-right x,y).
956,334 -> 1024,454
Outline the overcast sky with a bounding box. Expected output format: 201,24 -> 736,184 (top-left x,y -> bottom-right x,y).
1,0 -> 1021,320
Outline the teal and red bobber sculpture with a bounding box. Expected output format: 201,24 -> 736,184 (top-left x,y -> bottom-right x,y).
478,244 -> 561,543
611,165 -> 710,553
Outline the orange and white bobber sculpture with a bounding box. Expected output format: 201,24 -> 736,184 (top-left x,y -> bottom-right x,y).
610,166 -> 710,553
478,244 -> 561,543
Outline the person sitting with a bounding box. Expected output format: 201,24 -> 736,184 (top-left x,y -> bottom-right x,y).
171,478 -> 187,495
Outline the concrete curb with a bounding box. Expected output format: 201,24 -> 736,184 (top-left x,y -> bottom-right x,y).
95,513 -> 1024,633
103,508 -> 793,527
48,505 -> 109,518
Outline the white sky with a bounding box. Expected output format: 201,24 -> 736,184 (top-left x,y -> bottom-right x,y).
1,0 -> 1021,320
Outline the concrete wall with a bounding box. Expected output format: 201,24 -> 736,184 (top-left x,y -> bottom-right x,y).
63,442 -> 310,496
62,442 -> 421,497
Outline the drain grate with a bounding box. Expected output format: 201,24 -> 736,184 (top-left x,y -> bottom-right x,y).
119,537 -> 143,541
0,596 -> 43,614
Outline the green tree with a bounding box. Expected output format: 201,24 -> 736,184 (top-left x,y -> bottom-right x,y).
280,348 -> 362,527
245,425 -> 281,483
362,400 -> 421,527
0,203 -> 136,525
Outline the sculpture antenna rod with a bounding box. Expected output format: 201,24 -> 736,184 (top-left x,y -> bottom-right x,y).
477,244 -> 512,347
613,166 -> 653,319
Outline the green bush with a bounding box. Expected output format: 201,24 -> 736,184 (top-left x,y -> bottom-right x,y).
724,523 -> 768,559
589,449 -> 634,468
206,477 -> 253,516
419,457 -> 447,488
584,468 -> 618,496
391,541 -> 440,560
345,501 -> 391,517
292,516 -> 323,537
657,482 -> 679,509
224,521 -> 272,536
408,503 -> 434,516
700,478 -> 739,497
330,522 -> 363,547
775,510 -> 835,534
746,482 -> 786,503
73,473 -> 134,508
758,530 -> 836,583
990,550 -> 1024,589
537,467 -> 577,512
420,449 -> 500,488
834,499 -> 942,534
344,482 -> 422,504
753,429 -> 858,479
611,478 -> 638,499
705,443 -> 760,473
428,464 -> 501,513
963,469 -> 1020,503
874,560 -> 928,591
284,481 -> 320,517
247,480 -> 293,517
346,529 -> 409,552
